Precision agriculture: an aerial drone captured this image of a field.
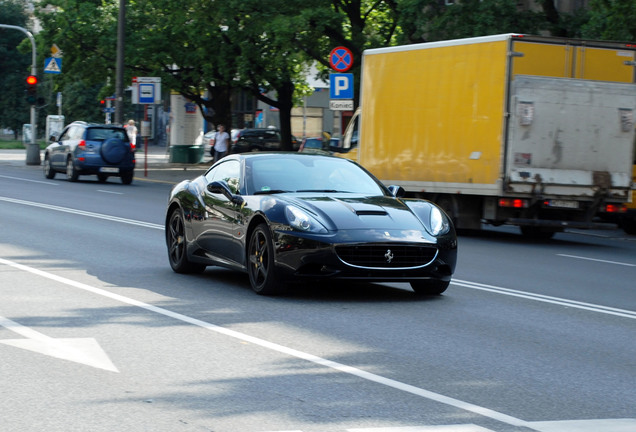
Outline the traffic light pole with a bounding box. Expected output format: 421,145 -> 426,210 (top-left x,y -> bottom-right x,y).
0,24 -> 40,165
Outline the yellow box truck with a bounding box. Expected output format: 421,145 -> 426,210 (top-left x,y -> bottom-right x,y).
339,34 -> 636,238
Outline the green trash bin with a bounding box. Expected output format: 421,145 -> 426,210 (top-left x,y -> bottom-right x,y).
170,145 -> 204,163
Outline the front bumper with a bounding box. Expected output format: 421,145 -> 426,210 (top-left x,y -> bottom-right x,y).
272,229 -> 457,282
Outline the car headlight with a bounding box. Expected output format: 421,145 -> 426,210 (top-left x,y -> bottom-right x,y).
285,205 -> 328,233
428,206 -> 450,236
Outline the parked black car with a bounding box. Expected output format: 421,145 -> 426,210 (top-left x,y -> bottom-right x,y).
165,153 -> 457,295
43,121 -> 136,184
232,128 -> 299,153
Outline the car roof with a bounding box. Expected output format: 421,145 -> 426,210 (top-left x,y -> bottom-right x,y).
68,121 -> 125,129
228,152 -> 346,163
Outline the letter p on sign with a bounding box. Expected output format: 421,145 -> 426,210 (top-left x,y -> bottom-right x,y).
330,74 -> 353,99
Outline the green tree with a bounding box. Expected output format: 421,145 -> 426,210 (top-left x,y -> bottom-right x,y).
397,0 -> 543,43
581,0 -> 636,41
126,0 -> 239,130
35,0 -> 115,123
291,0 -> 402,107
0,0 -> 31,138
226,0 -> 314,149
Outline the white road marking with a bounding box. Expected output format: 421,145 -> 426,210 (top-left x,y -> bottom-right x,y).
261,420 -> 636,432
0,174 -> 58,185
97,189 -> 124,195
452,279 -> 636,320
3,197 -> 636,430
0,315 -> 118,372
0,196 -> 163,230
346,425 -> 494,431
527,418 -> 636,432
0,257 -> 528,428
557,254 -> 635,267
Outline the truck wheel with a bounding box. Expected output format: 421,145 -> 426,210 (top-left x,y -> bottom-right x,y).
621,217 -> 636,235
520,226 -> 556,239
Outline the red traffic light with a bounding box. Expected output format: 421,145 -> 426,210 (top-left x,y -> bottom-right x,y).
100,100 -> 105,105
26,75 -> 38,85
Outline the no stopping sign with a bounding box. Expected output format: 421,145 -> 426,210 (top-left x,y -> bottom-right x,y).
329,46 -> 354,72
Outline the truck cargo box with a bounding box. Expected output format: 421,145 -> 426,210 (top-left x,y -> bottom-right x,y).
343,34 -> 636,235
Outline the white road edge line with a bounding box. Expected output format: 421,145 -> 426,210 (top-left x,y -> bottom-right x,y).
0,256 -> 529,429
557,253 -> 636,267
0,174 -> 58,185
0,196 -> 163,230
451,279 -> 636,320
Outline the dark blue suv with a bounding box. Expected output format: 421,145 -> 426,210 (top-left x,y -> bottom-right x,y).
43,121 -> 136,184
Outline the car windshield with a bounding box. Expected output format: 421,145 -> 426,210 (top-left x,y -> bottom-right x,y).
247,156 -> 386,196
87,128 -> 127,141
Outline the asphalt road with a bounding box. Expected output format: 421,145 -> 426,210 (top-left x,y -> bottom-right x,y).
0,161 -> 634,432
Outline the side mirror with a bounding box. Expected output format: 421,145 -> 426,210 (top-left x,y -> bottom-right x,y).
207,180 -> 244,205
387,185 -> 405,198
49,133 -> 59,143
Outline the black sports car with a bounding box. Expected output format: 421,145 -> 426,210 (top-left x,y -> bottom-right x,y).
165,153 -> 457,295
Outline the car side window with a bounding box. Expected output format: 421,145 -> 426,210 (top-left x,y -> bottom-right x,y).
70,125 -> 85,140
58,127 -> 71,141
206,160 -> 241,194
265,131 -> 278,140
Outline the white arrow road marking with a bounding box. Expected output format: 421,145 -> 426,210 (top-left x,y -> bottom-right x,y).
0,315 -> 119,372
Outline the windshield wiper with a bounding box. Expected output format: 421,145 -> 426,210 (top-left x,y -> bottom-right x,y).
253,189 -> 289,195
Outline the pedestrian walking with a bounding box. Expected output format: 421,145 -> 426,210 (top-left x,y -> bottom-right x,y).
125,120 -> 138,149
213,124 -> 230,163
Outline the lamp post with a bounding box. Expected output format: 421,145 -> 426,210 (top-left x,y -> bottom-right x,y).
115,0 -> 126,125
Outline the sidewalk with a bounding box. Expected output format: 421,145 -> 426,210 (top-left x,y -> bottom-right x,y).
0,145 -> 213,184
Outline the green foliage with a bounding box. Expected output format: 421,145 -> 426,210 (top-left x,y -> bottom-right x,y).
29,0 -> 636,147
0,0 -> 32,134
398,0 -> 543,43
581,0 -> 636,41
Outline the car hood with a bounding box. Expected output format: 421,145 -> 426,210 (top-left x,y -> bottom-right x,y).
285,194 -> 428,232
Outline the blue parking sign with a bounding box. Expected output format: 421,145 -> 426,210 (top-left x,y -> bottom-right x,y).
329,74 -> 353,99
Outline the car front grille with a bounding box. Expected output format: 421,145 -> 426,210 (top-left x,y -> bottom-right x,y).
335,244 -> 438,269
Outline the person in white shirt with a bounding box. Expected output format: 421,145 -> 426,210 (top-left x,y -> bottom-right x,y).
213,124 -> 230,163
125,119 -> 138,149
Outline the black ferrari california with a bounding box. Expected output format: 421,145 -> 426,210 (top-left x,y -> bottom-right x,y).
165,153 -> 457,295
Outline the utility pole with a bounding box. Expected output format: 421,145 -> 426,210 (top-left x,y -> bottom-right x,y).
115,0 -> 126,125
0,24 -> 40,165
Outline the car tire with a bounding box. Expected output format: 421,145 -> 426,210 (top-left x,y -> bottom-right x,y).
121,171 -> 133,185
66,157 -> 79,182
410,280 -> 449,296
248,223 -> 284,295
43,156 -> 55,179
166,208 -> 206,274
101,138 -> 128,164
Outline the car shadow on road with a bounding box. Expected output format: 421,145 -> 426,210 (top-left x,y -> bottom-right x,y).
194,267 -> 446,303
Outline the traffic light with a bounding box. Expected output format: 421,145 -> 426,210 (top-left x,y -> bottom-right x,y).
25,75 -> 38,104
